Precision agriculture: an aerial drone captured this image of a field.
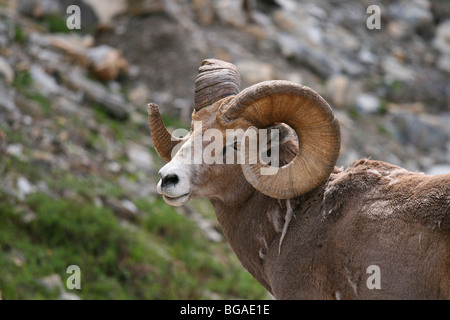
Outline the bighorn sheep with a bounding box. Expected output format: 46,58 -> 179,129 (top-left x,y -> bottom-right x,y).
148,59 -> 450,299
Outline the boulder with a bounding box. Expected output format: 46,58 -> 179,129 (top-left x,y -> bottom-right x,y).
388,0 -> 433,33
60,67 -> 132,119
214,0 -> 248,28
391,112 -> 449,152
0,56 -> 14,84
235,59 -> 275,85
325,74 -> 362,109
433,20 -> 450,73
355,93 -> 380,114
86,45 -> 129,82
82,0 -> 127,27
126,142 -> 153,171
29,64 -> 60,95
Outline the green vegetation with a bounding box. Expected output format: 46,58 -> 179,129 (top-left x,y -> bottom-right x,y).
377,124 -> 392,137
378,99 -> 389,115
14,26 -> 27,44
161,113 -> 190,132
26,92 -> 52,116
0,188 -> 266,299
41,15 -> 71,34
12,70 -> 32,90
0,120 -> 266,299
348,107 -> 361,121
12,70 -> 52,116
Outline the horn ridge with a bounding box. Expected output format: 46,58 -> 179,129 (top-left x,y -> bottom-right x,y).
194,59 -> 240,112
148,103 -> 183,162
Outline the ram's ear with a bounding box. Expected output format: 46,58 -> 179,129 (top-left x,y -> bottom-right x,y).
266,123 -> 296,146
261,124 -> 298,167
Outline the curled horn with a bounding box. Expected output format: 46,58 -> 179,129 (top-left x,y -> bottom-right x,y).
224,80 -> 341,199
148,103 -> 183,162
194,59 -> 240,111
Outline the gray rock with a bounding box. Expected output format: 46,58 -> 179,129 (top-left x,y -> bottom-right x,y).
6,144 -> 25,159
104,197 -> 139,220
323,25 -> 358,52
30,64 -> 60,95
214,0 -> 248,28
192,0 -> 215,25
325,74 -> 361,109
86,45 -> 129,82
18,0 -> 99,31
0,56 -> 13,84
9,248 -> 26,267
117,175 -> 157,198
303,3 -> 327,21
18,0 -> 63,18
21,210 -> 37,224
128,0 -> 164,16
391,112 -> 449,152
173,98 -> 192,123
0,83 -> 16,112
388,0 -> 433,32
38,274 -> 64,292
82,0 -> 127,26
60,67 -> 132,119
120,199 -> 138,215
251,10 -> 277,37
126,142 -> 153,171
336,56 -> 365,76
430,0 -> 450,25
128,83 -> 151,106
355,93 -> 380,114
29,46 -> 63,67
437,54 -> 450,73
277,33 -> 337,77
382,56 -> 415,82
235,59 -> 275,85
107,161 -> 122,173
181,204 -> 223,243
59,292 -> 81,300
427,164 -> 450,175
28,32 -> 51,47
434,20 -> 450,57
386,18 -> 412,39
273,6 -> 322,45
17,176 -> 35,200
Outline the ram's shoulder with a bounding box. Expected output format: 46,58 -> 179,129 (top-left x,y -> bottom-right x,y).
319,159 -> 417,217
323,159 -> 450,228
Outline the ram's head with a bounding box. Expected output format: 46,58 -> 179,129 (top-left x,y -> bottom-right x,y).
149,59 -> 340,206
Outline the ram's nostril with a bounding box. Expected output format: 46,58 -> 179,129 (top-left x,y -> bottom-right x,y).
161,174 -> 179,188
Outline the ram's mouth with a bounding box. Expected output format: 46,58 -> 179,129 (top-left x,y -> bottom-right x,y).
162,193 -> 190,206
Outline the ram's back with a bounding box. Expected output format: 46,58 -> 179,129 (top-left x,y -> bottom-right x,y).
325,159 -> 449,299
268,159 -> 449,299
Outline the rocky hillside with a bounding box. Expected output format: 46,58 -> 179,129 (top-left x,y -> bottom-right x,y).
0,0 -> 449,299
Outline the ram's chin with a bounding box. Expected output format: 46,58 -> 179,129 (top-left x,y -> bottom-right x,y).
162,193 -> 190,206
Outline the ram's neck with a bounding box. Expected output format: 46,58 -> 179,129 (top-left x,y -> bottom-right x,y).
210,191 -> 292,293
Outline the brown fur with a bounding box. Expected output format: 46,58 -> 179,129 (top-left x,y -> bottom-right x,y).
210,157 -> 449,299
